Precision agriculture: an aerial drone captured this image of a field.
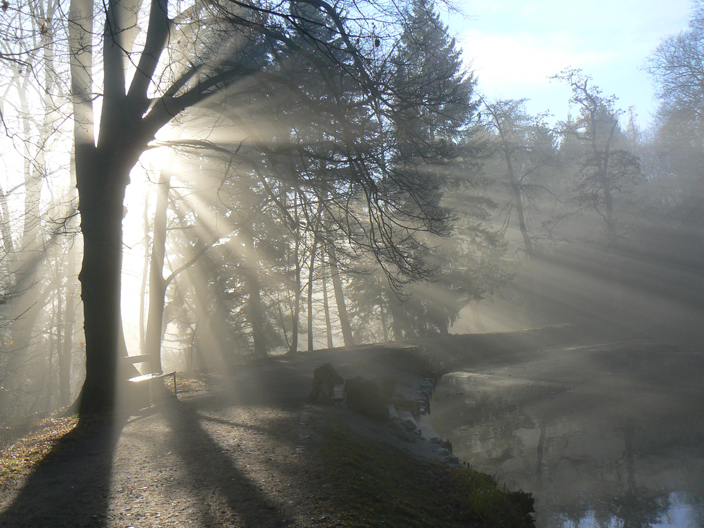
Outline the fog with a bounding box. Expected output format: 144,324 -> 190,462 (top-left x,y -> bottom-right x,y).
0,0 -> 702,521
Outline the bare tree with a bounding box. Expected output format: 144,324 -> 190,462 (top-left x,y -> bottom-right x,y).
553,69 -> 641,248
64,0 -> 401,414
481,98 -> 560,257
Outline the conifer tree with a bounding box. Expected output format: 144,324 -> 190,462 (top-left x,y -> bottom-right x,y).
391,0 -> 476,166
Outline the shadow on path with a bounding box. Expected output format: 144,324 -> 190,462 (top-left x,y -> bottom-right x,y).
161,397 -> 290,528
0,416 -> 125,528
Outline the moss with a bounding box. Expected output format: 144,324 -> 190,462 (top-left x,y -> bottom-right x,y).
320,425 -> 534,528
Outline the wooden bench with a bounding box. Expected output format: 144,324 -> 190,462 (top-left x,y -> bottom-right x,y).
125,354 -> 177,402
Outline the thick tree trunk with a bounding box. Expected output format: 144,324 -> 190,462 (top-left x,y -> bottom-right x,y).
75,151 -> 134,415
327,245 -> 353,346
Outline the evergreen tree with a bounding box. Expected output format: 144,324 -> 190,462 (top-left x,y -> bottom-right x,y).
391,0 -> 476,164
341,0 -> 503,339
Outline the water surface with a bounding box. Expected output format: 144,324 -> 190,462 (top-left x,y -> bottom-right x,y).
429,340 -> 704,527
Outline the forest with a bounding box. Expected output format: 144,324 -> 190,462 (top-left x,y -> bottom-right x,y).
0,0 -> 703,423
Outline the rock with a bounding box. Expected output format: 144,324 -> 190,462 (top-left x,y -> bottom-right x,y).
374,377 -> 397,399
308,364 -> 344,404
398,419 -> 417,432
438,454 -> 460,467
393,396 -> 422,418
430,437 -> 452,452
345,376 -> 391,421
391,427 -> 417,442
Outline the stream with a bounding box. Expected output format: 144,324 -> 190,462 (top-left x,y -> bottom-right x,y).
428,340 -> 704,527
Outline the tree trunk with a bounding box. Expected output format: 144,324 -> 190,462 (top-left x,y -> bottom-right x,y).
47,285 -> 59,411
59,242 -> 77,407
322,267 -> 334,348
59,155 -> 79,408
144,171 -> 170,374
139,196 -> 150,355
379,303 -> 388,342
290,262 -> 301,354
327,244 -> 353,346
242,226 -> 267,358
0,188 -> 12,258
307,239 -> 319,352
388,294 -> 406,341
506,168 -> 533,257
75,146 -> 136,414
289,199 -> 302,355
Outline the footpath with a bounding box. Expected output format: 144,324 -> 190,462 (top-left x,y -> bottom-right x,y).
0,332 -> 569,528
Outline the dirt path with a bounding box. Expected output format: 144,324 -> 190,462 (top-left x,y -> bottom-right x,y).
0,345 -> 443,528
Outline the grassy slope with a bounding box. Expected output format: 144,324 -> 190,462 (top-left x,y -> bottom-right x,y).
321,425 -> 535,528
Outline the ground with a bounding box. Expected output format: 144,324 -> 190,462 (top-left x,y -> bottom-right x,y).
0,331 -> 581,528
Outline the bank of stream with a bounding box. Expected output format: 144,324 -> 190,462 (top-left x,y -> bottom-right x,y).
0,326 -> 636,527
428,337 -> 704,527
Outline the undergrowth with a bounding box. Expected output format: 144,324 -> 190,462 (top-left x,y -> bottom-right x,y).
0,415 -> 78,484
321,425 -> 535,528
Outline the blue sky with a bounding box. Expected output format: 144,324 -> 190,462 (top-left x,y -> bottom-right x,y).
445,0 -> 693,128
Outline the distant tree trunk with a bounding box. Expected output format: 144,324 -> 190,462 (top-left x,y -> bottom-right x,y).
59,157 -> 79,407
306,269 -> 315,351
289,197 -> 302,355
139,196 -> 150,355
144,171 -> 170,374
322,267 -> 334,348
327,244 -> 354,346
59,244 -> 77,407
47,285 -> 59,410
0,188 -> 12,258
242,226 -> 267,357
306,221 -> 323,351
379,303 -> 388,342
290,263 -> 301,354
388,294 -> 406,341
306,248 -> 318,352
470,304 -> 487,333
3,70 -> 48,402
505,160 -> 534,257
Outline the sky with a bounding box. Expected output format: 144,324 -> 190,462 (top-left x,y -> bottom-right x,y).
445,0 -> 694,129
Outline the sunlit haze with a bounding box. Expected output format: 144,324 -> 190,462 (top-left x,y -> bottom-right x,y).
448,0 -> 692,126
1,0 -> 703,525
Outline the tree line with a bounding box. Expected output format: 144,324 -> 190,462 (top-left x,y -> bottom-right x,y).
0,0 -> 702,421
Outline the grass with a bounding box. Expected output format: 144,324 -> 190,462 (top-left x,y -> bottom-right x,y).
320,425 -> 535,528
0,415 -> 79,484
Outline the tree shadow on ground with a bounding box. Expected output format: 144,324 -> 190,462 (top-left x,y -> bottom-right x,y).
160,397 -> 291,528
0,415 -> 125,528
